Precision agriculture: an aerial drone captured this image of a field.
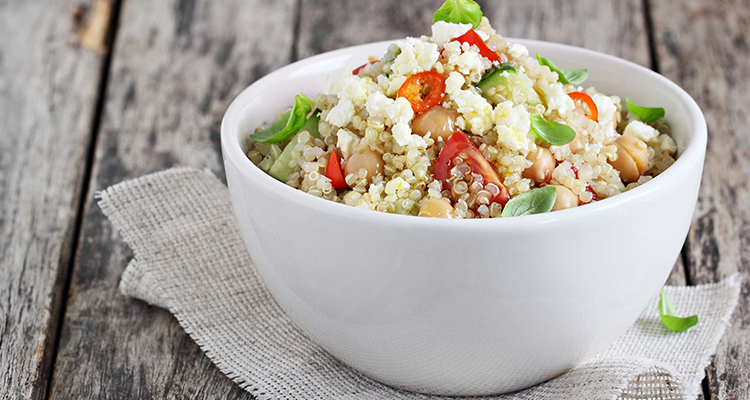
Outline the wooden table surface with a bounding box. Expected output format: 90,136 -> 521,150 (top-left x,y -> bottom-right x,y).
1,0 -> 748,398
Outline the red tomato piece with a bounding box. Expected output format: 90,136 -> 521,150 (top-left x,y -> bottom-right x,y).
352,60 -> 377,75
450,29 -> 501,63
570,165 -> 598,203
568,91 -> 599,122
397,71 -> 446,114
435,130 -> 510,205
326,149 -> 348,189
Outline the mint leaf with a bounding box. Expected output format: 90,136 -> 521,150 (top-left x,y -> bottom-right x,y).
433,0 -> 483,28
626,97 -> 665,123
530,114 -> 576,145
536,53 -> 588,85
251,93 -> 314,143
501,186 -> 557,217
658,288 -> 698,332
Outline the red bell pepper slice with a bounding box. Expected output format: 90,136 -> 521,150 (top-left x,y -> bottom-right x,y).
352,60 -> 377,75
397,71 -> 446,114
326,149 -> 348,189
568,91 -> 599,122
450,29 -> 501,63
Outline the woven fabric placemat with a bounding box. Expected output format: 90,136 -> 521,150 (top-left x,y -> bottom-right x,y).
101,167 -> 741,400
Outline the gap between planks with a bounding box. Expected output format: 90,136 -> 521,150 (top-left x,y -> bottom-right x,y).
42,0 -> 124,399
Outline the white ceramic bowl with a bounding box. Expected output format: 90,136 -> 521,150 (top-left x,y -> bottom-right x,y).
221,39 -> 706,396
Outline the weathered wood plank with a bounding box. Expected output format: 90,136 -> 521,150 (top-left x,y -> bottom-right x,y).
0,1 -> 113,399
650,0 -> 750,398
48,0 -> 296,399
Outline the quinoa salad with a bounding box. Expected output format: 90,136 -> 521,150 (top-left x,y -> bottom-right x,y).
245,0 -> 677,219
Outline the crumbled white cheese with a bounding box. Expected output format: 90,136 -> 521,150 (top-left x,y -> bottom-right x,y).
385,97 -> 414,146
444,41 -> 487,77
336,129 -> 359,159
508,43 -> 529,59
386,76 -> 407,97
450,88 -> 494,135
591,93 -> 618,129
494,100 -> 533,154
624,120 -> 659,143
322,68 -> 353,96
391,38 -> 439,76
342,75 -> 370,107
542,83 -> 576,116
326,98 -> 355,127
365,92 -> 393,121
445,71 -> 465,96
430,21 -> 471,46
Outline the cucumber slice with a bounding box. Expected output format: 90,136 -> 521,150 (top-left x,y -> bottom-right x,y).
477,67 -> 541,106
268,111 -> 321,181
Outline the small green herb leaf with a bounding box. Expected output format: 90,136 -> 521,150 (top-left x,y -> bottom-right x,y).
658,288 -> 699,332
433,0 -> 483,28
250,93 -> 314,143
626,97 -> 665,123
501,186 -> 557,217
536,53 -> 588,85
530,114 -> 576,145
560,68 -> 588,85
300,109 -> 321,138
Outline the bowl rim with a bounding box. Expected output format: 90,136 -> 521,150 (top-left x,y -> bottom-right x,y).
221,38 -> 707,231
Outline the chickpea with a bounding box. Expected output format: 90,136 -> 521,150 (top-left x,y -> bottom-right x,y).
418,198 -> 454,218
568,133 -> 585,154
608,135 -> 648,183
522,147 -> 555,184
411,106 -> 460,142
550,185 -> 579,211
344,147 -> 384,181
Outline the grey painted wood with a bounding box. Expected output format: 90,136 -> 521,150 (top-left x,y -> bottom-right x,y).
650,1 -> 750,398
0,1 -> 113,399
48,0 -> 296,398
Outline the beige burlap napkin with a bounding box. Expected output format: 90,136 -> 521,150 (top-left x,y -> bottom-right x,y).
100,167 -> 741,400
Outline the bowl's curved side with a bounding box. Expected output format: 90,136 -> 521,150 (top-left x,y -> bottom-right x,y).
221,40 -> 706,395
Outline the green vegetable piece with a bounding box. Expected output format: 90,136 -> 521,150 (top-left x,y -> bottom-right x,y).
267,111 -> 321,181
268,143 -> 282,162
478,66 -> 541,106
267,136 -> 299,181
658,288 -> 698,332
501,186 -> 557,217
536,53 -> 588,85
626,97 -> 665,123
432,0 -> 483,28
250,93 -> 314,143
300,110 -> 321,138
477,64 -> 517,91
530,114 -> 576,145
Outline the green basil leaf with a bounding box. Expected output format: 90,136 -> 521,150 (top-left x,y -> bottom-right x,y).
501,186 -> 557,217
250,93 -> 314,143
432,0 -> 483,28
658,288 -> 699,332
530,114 -> 576,145
626,97 -> 665,123
560,68 -> 588,85
300,109 -> 321,138
536,53 -> 588,85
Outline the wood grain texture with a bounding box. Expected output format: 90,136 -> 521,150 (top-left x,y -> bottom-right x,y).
48,0 -> 295,398
650,0 -> 750,398
481,0 -> 651,67
0,1 -> 112,399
